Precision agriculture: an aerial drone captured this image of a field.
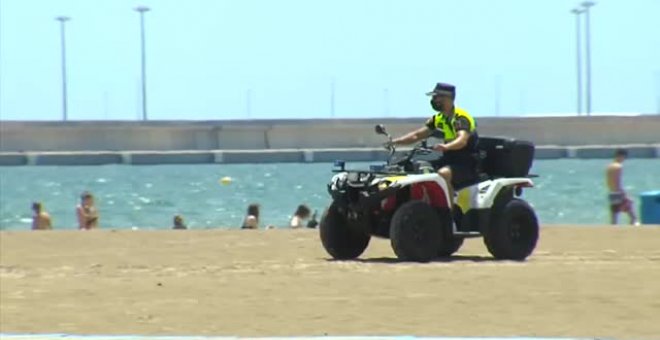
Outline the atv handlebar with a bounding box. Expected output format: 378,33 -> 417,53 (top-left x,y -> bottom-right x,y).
375,123 -> 438,169
376,124 -> 434,157
393,141 -> 434,164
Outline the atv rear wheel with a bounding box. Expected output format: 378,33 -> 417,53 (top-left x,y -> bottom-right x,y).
320,201 -> 371,260
484,198 -> 539,260
390,200 -> 444,262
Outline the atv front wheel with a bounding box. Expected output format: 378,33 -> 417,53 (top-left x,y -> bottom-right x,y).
320,201 -> 371,260
438,237 -> 464,257
436,208 -> 463,257
484,198 -> 539,260
390,200 -> 444,262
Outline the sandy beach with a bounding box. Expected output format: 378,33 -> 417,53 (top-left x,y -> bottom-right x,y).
1,226 -> 659,339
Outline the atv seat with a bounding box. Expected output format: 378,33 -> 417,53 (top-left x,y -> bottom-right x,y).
453,136 -> 535,190
453,152 -> 489,190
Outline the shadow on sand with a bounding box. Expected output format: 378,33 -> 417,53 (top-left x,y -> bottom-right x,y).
325,254 -> 508,264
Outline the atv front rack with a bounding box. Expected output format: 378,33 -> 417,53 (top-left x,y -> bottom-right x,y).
332,160 -> 410,176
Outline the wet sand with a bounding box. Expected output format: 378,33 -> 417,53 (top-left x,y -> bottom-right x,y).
1,226 -> 659,339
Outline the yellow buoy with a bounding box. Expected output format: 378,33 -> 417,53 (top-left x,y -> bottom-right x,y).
219,176 -> 233,185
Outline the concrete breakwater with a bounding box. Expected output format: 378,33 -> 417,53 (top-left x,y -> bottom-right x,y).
1,144 -> 658,166
1,115 -> 659,165
2,115 -> 660,152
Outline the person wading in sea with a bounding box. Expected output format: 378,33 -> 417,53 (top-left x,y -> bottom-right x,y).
31,202 -> 52,230
77,191 -> 100,230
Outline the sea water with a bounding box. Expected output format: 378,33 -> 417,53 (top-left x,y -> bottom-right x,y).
1,159 -> 658,230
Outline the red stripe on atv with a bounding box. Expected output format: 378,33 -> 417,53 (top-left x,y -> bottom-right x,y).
381,182 -> 449,211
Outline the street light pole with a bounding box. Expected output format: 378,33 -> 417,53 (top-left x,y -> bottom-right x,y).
571,8 -> 584,116
494,74 -> 502,116
134,6 -> 150,121
246,89 -> 252,118
655,70 -> 660,114
330,79 -> 336,118
55,16 -> 70,121
582,1 -> 596,116
383,88 -> 390,117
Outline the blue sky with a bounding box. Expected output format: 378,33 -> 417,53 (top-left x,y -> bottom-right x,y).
1,0 -> 659,121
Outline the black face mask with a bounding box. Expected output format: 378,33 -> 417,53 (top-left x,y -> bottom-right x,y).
430,99 -> 443,112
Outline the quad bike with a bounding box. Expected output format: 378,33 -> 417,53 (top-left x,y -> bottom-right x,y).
320,124 -> 539,262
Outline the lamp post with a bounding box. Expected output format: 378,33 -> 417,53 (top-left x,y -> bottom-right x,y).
570,8 -> 584,116
134,6 -> 150,121
330,79 -> 336,118
494,74 -> 502,116
581,1 -> 596,116
655,70 -> 660,114
55,16 -> 70,121
246,89 -> 252,118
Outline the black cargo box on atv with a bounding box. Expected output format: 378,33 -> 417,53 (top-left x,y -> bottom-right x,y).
477,137 -> 535,178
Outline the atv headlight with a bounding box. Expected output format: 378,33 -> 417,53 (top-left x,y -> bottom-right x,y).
329,172 -> 348,191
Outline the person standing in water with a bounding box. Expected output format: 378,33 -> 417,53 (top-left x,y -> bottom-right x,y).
606,149 -> 639,226
31,202 -> 52,230
173,215 -> 187,230
241,203 -> 260,229
289,204 -> 311,229
77,191 -> 100,230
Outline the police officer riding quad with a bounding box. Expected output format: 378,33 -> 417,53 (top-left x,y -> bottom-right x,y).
319,124 -> 539,262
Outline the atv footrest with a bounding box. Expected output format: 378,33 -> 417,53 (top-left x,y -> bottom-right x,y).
453,231 -> 482,238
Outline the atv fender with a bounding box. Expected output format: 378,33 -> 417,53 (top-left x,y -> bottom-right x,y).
387,173 -> 452,209
476,178 -> 534,209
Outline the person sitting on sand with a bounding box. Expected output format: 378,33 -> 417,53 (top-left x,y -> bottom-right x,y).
241,203 -> 260,229
31,202 -> 52,230
173,215 -> 187,230
606,148 -> 639,226
289,204 -> 311,229
306,210 -> 319,229
77,191 -> 99,230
